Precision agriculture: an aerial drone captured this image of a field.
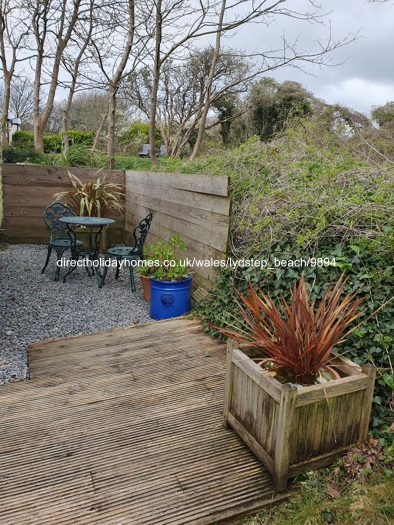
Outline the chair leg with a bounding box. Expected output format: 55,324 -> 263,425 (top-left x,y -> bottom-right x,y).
54,249 -> 66,281
129,265 -> 136,292
99,257 -> 109,288
115,257 -> 122,279
41,245 -> 52,274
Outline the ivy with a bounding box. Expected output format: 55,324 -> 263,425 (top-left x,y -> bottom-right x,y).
195,239 -> 394,440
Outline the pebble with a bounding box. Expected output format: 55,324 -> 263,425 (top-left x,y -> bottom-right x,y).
0,244 -> 154,385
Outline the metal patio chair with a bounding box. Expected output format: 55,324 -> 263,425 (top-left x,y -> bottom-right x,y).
137,144 -> 150,158
99,213 -> 153,291
41,201 -> 84,281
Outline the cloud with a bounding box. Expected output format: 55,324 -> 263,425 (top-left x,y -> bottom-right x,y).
314,78 -> 394,116
231,0 -> 394,116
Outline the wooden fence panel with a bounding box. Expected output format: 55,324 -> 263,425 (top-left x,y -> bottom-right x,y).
2,164 -> 125,244
1,165 -> 231,289
125,171 -> 231,289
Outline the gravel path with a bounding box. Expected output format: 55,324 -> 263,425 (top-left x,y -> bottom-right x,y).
0,244 -> 153,385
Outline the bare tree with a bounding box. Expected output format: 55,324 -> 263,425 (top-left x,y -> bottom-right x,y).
0,77 -> 35,129
125,48 -> 250,156
8,77 -> 35,126
27,0 -> 84,152
59,0 -> 95,152
139,0 -> 357,160
0,0 -> 31,145
84,0 -> 139,168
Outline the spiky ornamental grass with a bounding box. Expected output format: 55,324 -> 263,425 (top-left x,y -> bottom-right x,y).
218,273 -> 365,386
54,171 -> 124,217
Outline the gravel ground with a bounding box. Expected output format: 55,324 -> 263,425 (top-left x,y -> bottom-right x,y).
0,243 -> 153,385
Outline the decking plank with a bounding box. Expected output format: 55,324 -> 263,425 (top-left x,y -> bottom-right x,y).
0,318 -> 292,524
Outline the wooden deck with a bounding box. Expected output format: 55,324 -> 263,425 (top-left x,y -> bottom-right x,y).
0,318 -> 292,525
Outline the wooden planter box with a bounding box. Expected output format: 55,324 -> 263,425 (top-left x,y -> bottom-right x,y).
223,341 -> 376,492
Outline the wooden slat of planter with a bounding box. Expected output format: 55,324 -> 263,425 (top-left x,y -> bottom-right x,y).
290,390 -> 366,466
227,413 -> 275,472
288,446 -> 351,478
232,349 -> 282,404
295,373 -> 371,406
223,340 -> 236,428
358,364 -> 377,440
273,384 -> 298,492
328,352 -> 362,376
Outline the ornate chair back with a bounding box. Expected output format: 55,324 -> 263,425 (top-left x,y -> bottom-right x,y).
130,213 -> 153,256
42,201 -> 76,241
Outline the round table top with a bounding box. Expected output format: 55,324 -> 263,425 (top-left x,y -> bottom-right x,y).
58,216 -> 115,226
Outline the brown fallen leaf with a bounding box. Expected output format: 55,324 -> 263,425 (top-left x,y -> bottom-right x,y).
326,484 -> 341,500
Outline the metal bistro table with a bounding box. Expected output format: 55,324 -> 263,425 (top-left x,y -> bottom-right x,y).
58,216 -> 115,282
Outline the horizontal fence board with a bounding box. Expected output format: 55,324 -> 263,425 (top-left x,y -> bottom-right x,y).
3,165 -> 124,185
126,171 -> 229,197
126,182 -> 231,215
125,194 -> 230,235
126,201 -> 228,253
127,197 -> 230,239
3,205 -> 123,223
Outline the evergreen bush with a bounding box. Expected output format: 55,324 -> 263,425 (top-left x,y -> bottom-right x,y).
10,131 -> 34,149
2,147 -> 45,164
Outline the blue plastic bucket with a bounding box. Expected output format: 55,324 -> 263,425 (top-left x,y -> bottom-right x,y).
150,275 -> 192,320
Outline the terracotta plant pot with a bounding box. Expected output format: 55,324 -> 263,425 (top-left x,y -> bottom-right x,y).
139,275 -> 151,301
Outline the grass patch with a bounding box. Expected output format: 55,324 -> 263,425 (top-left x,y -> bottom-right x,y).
232,441 -> 394,525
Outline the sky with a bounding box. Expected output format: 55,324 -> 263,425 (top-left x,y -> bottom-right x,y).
231,0 -> 394,118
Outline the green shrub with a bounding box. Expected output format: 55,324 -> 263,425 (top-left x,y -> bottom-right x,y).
43,134 -> 62,153
68,130 -> 94,146
55,143 -> 105,168
120,122 -> 161,144
11,131 -> 34,149
2,146 -> 45,164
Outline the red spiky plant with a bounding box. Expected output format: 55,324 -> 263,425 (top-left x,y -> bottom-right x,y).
218,273 -> 365,386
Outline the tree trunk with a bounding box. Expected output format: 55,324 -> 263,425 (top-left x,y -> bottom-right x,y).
34,118 -> 44,152
62,110 -> 69,153
1,72 -> 12,146
92,112 -> 107,151
149,0 -> 162,164
107,83 -> 117,169
189,0 -> 226,161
